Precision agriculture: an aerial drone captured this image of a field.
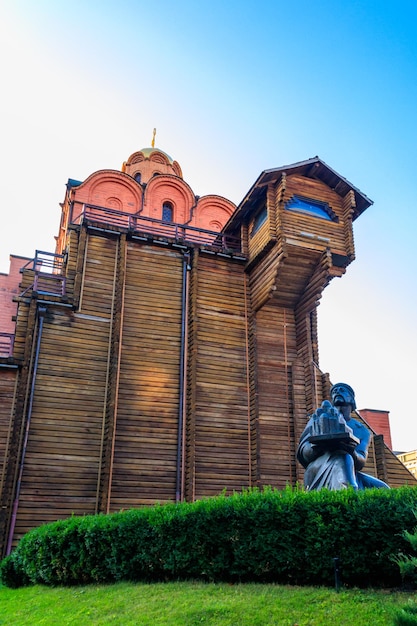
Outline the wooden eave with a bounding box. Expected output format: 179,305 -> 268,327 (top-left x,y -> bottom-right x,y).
224,157 -> 373,234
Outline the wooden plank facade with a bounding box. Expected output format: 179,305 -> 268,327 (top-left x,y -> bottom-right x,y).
0,150 -> 415,556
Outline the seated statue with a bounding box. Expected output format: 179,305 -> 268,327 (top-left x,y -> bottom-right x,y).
297,383 -> 389,490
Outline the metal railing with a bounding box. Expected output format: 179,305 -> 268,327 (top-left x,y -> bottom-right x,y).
71,203 -> 242,254
21,250 -> 65,274
17,204 -> 243,301
20,251 -> 67,297
0,332 -> 14,357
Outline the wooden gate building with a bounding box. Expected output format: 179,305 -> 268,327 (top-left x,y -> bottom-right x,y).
0,146 -> 414,556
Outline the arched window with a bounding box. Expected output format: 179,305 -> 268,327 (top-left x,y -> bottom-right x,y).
134,172 -> 141,184
162,201 -> 174,222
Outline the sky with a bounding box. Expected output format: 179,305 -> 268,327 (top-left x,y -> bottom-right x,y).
1,0 -> 416,451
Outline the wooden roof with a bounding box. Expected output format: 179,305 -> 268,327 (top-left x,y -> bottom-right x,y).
224,157 -> 373,232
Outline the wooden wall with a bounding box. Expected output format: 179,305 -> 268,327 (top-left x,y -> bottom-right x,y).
108,243 -> 183,509
8,232 -> 119,544
11,309 -> 110,538
186,252 -> 250,499
0,369 -> 16,511
283,175 -> 348,256
255,301 -> 297,487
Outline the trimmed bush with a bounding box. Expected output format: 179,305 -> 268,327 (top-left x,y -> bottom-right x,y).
394,601 -> 417,625
394,513 -> 417,587
2,486 -> 417,588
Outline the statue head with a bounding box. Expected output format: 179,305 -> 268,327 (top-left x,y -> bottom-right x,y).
330,383 -> 356,410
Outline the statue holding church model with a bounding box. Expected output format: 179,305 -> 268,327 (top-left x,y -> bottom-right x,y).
297,383 -> 389,490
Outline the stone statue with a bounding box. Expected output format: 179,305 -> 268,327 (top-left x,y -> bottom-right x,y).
297,383 -> 389,490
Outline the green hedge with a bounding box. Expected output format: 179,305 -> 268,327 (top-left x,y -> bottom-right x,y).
394,601 -> 417,625
2,486 -> 417,588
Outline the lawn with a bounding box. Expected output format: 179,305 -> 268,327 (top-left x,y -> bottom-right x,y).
0,582 -> 414,625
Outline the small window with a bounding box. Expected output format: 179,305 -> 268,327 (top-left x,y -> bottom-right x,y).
285,195 -> 336,221
162,201 -> 173,222
134,172 -> 141,183
250,206 -> 267,237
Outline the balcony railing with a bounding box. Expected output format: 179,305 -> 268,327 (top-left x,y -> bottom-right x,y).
0,333 -> 14,357
20,251 -> 67,297
71,203 -> 242,254
21,250 -> 65,274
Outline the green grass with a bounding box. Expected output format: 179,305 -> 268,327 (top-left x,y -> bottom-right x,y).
0,582 -> 414,625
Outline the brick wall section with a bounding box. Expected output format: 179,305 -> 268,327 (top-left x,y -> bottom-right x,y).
144,176 -> 195,223
358,408 -> 393,450
191,195 -> 235,231
66,163 -> 236,237
70,173 -> 143,222
0,255 -> 30,335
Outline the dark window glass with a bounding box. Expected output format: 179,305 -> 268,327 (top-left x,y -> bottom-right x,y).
134,172 -> 141,183
285,195 -> 335,221
162,202 -> 173,222
250,206 -> 267,237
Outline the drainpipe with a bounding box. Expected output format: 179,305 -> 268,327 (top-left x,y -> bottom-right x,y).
138,183 -> 147,215
69,200 -> 74,226
130,183 -> 147,230
6,306 -> 47,555
183,195 -> 200,226
176,252 -> 191,503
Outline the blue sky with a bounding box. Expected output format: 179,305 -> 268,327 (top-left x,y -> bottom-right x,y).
1,0 -> 416,451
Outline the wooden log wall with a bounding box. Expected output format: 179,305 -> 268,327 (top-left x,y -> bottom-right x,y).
341,190 -> 356,261
294,252 -> 334,418
246,180 -> 287,267
0,298 -> 38,554
248,248 -> 287,313
12,275 -> 35,362
272,177 -> 286,249
248,201 -> 272,261
283,175 -> 347,256
186,253 -> 250,498
246,273 -> 259,488
291,357 -> 308,484
255,301 -> 298,487
12,310 -> 110,532
78,232 -> 119,316
381,444 -> 417,486
62,227 -> 80,299
185,249 -> 199,501
8,232 -> 119,544
107,242 -> 183,509
97,233 -> 128,514
0,369 -> 17,514
274,247 -> 323,309
352,418 -> 417,487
